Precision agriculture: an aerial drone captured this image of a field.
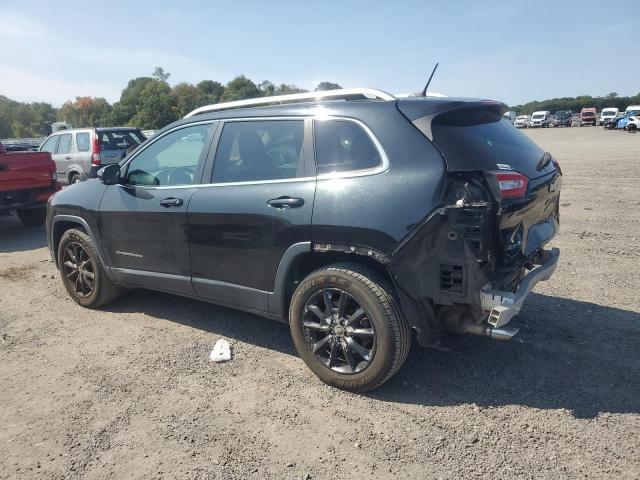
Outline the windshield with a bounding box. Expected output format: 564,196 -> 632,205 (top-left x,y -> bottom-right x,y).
582,111 -> 595,116
602,111 -> 616,116
555,111 -> 570,118
532,114 -> 544,119
516,116 -> 528,120
626,110 -> 640,117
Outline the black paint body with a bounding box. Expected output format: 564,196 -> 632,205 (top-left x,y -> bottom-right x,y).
46,97 -> 562,345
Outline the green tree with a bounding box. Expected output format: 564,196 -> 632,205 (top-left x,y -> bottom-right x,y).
152,66 -> 171,82
220,75 -> 262,102
171,82 -> 203,117
130,81 -> 177,130
110,77 -> 154,125
197,80 -> 225,104
315,81 -> 342,91
259,80 -> 276,96
274,84 -> 308,95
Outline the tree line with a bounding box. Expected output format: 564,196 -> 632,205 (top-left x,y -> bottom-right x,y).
0,67 -> 342,138
2,67 -> 639,138
511,92 -> 640,115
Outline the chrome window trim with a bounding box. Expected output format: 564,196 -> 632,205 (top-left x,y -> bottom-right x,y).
123,115 -> 388,190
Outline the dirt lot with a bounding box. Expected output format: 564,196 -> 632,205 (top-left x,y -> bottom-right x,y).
1,126 -> 639,479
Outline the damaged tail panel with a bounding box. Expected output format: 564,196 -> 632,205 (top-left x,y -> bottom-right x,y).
390,98 -> 562,345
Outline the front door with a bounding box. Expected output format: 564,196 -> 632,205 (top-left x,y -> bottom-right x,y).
99,122 -> 217,295
188,118 -> 315,312
52,133 -> 72,183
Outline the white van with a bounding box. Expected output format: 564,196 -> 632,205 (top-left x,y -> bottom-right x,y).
599,108 -> 619,125
530,111 -> 551,128
624,105 -> 640,115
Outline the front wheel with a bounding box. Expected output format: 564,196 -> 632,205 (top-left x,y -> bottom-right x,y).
289,264 -> 411,392
58,228 -> 121,308
17,207 -> 46,226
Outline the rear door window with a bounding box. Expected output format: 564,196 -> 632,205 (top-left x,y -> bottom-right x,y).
100,130 -> 145,150
76,132 -> 90,152
57,134 -> 72,154
314,120 -> 382,175
212,120 -> 305,183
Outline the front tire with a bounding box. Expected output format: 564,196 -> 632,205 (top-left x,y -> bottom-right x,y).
289,264 -> 411,392
57,228 -> 121,308
69,172 -> 82,184
17,207 -> 46,226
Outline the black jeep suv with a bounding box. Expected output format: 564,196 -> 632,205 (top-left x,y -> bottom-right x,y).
46,88 -> 561,391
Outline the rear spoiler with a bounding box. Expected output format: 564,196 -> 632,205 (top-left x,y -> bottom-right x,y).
397,97 -> 508,141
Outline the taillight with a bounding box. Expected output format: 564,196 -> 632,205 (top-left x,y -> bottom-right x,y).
489,171 -> 529,199
49,159 -> 62,190
91,137 -> 101,167
552,158 -> 562,175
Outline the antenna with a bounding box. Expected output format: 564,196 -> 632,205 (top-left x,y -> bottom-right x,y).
420,62 -> 439,97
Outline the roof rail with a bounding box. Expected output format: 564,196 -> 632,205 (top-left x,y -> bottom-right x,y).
183,88 -> 396,118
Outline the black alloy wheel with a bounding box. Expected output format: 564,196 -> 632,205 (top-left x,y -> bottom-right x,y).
302,288 -> 376,374
61,241 -> 96,298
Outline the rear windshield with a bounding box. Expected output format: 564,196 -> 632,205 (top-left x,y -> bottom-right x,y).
431,112 -> 547,178
99,130 -> 145,150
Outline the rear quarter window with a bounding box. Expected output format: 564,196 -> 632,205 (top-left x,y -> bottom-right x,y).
314,120 -> 382,175
76,132 -> 90,152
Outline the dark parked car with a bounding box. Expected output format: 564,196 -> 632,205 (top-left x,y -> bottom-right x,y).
46,88 -> 562,391
551,110 -> 572,127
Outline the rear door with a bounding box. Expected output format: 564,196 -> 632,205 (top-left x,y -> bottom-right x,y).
73,131 -> 93,178
188,118 -> 315,312
99,121 -> 217,295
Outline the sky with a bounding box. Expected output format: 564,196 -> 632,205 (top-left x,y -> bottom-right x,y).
1,0 -> 638,107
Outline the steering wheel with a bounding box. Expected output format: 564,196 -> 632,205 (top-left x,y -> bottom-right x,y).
167,166 -> 194,186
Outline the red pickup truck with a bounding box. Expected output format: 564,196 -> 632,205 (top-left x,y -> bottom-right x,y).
0,141 -> 61,226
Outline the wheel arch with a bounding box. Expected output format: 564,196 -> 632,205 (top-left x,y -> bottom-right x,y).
270,242 -> 439,348
269,243 -> 394,318
50,215 -> 114,280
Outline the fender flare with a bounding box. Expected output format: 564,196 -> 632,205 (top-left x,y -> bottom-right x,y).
268,242 -> 311,316
50,214 -> 115,281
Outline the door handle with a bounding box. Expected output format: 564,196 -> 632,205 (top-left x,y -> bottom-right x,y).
158,197 -> 184,207
64,156 -> 71,160
267,197 -> 304,209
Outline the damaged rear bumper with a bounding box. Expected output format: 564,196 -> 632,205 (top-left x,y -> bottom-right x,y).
480,247 -> 560,328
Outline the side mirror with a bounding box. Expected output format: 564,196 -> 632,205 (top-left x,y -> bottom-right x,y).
97,164 -> 121,185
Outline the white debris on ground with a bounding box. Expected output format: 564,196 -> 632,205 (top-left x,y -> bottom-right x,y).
209,338 -> 232,362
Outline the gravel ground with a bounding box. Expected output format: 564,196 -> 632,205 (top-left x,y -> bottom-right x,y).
1,126 -> 639,479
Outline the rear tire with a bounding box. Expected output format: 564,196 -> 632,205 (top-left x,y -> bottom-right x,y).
58,228 -> 121,308
289,263 -> 411,392
17,207 -> 46,227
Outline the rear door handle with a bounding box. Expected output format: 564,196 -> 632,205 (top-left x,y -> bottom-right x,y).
158,197 -> 184,207
267,197 -> 304,209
